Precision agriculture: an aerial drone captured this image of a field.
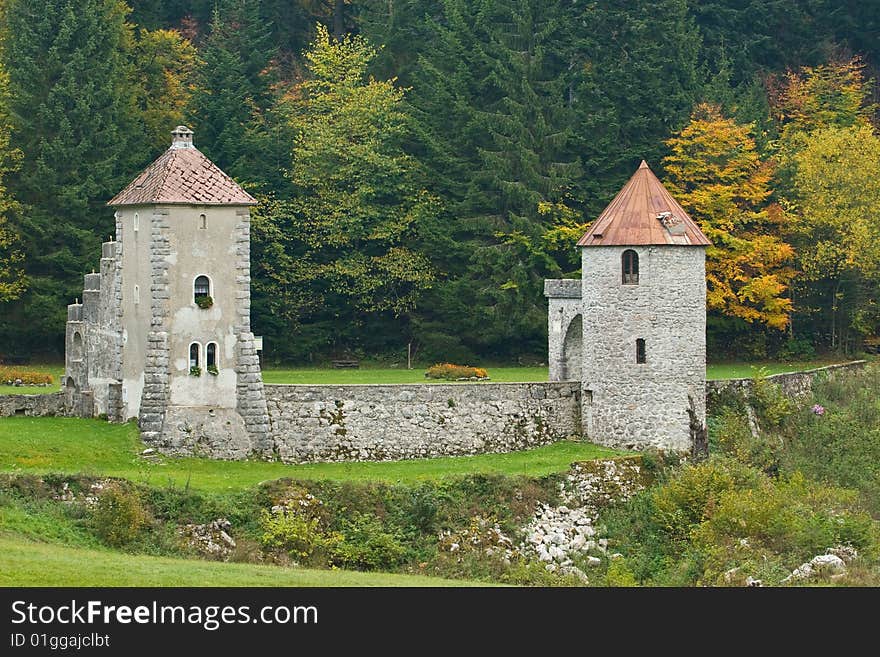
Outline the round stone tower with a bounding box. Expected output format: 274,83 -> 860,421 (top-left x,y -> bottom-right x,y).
546,160 -> 710,452
104,126 -> 270,458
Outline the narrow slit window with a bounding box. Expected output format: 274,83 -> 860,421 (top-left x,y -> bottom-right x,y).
194,275 -> 210,301
200,214 -> 207,229
622,249 -> 639,284
636,338 -> 646,364
133,212 -> 139,232
133,284 -> 139,305
206,342 -> 217,369
189,343 -> 200,368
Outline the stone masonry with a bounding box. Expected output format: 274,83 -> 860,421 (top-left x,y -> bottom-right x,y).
264,382 -> 581,462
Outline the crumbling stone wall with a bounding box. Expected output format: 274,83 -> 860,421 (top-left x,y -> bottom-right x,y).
264,381 -> 582,463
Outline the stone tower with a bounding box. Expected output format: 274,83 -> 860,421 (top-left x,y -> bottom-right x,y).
65,126 -> 270,458
545,160 -> 710,451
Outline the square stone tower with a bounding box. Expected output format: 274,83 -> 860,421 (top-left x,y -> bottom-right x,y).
545,160 -> 710,451
65,126 -> 270,458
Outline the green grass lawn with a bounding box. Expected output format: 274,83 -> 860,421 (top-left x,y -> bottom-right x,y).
0,534 -> 487,586
261,365 -> 549,384
0,360 -> 856,396
0,417 -> 624,492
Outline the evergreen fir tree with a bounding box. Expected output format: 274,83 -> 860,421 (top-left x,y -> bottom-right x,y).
406,0 -> 581,359
1,0 -> 147,354
189,0 -> 283,188
571,0 -> 701,215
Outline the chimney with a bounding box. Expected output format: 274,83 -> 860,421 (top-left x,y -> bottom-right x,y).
171,125 -> 194,149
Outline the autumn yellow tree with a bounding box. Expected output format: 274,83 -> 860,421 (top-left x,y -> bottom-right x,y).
788,125 -> 880,348
664,103 -> 794,330
133,29 -> 197,152
772,57 -> 879,350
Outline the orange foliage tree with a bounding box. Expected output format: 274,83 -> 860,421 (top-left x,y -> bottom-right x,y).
663,103 -> 794,330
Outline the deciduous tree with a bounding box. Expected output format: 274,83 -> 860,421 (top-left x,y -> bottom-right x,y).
664,103 -> 794,330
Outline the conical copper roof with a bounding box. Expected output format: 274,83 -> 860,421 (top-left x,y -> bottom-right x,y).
577,161 -> 710,246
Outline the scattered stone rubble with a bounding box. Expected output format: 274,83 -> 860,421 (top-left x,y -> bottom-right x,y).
518,458 -> 647,582
782,546 -> 858,584
51,480 -> 107,507
178,518 -> 236,560
438,516 -> 516,562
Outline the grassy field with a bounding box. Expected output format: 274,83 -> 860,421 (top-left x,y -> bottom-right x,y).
0,417 -> 624,491
0,359 -> 855,396
0,534 -> 486,586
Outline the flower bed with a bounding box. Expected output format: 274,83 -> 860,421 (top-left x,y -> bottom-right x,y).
0,366 -> 53,386
424,363 -> 489,381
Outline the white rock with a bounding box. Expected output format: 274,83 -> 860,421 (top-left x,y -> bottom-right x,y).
585,556 -> 601,567
811,554 -> 846,572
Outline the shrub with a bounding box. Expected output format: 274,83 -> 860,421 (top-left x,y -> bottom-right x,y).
651,456 -> 760,544
258,509 -> 341,564
690,472 -> 877,585
779,364 -> 880,515
331,513 -> 407,570
91,483 -> 152,548
195,295 -> 213,309
603,558 -> 639,587
713,408 -> 781,474
750,369 -> 793,429
425,363 -> 489,380
0,366 -> 53,385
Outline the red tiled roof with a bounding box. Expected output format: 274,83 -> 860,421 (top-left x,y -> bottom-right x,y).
108,144 -> 256,207
577,160 -> 710,247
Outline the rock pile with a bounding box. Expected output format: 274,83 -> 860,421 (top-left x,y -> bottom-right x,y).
51,479 -> 107,507
519,458 -> 647,582
438,515 -> 515,562
179,519 -> 236,560
782,546 -> 858,584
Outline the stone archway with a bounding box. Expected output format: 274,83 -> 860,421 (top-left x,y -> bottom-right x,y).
562,314 -> 582,380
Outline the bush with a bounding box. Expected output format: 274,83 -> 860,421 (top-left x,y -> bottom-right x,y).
713,408 -> 781,474
425,363 -> 489,380
750,370 -> 794,429
779,364 -> 880,515
690,472 -> 877,585
603,558 -> 639,587
652,456 -> 760,544
258,508 -> 341,564
777,337 -> 816,360
331,513 -> 407,570
0,366 -> 53,385
91,483 -> 152,548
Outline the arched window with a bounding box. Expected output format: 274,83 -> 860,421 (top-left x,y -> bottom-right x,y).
71,332 -> 83,361
199,213 -> 207,230
189,343 -> 200,369
636,338 -> 646,364
622,249 -> 639,284
133,212 -> 139,232
206,342 -> 218,369
194,275 -> 210,302
133,284 -> 140,305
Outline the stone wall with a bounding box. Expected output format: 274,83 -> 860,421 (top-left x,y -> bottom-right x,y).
0,392 -> 68,418
264,381 -> 581,463
706,360 -> 867,405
